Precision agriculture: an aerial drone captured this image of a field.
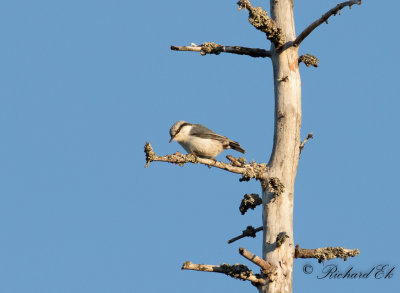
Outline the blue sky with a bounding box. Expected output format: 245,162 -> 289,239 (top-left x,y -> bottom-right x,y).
0,0 -> 399,292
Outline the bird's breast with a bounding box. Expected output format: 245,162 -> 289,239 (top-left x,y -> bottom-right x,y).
179,137 -> 223,158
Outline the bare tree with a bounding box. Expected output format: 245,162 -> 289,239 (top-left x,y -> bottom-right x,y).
145,1 -> 362,292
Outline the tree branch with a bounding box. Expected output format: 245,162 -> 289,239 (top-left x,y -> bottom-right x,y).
298,54 -> 319,67
239,247 -> 278,282
181,248 -> 278,285
299,132 -> 313,153
293,0 -> 362,47
171,42 -> 271,58
239,193 -> 262,215
181,261 -> 267,285
144,142 -> 268,182
228,225 -> 262,244
237,0 -> 285,48
294,245 -> 360,262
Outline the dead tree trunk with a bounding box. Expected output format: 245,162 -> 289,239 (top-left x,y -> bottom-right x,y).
145,1 -> 362,292
260,1 -> 301,292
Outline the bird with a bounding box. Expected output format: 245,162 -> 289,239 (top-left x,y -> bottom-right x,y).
169,121 -> 246,158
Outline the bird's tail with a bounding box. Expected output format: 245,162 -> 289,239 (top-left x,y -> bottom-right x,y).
229,141 -> 246,154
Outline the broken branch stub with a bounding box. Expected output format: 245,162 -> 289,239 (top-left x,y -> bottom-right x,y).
239,247 -> 278,282
239,193 -> 262,215
298,54 -> 319,67
295,245 -> 360,262
227,226 -> 263,244
275,232 -> 289,248
299,132 -> 314,153
171,43 -> 271,58
267,177 -> 285,197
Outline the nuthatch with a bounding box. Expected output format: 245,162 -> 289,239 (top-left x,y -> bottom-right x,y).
169,121 -> 246,158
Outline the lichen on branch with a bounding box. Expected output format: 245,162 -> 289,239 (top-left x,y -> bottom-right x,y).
276,232 -> 289,247
298,54 -> 319,67
144,142 -> 268,182
171,43 -> 271,58
220,263 -> 253,280
267,177 -> 285,196
228,225 -> 262,244
237,0 -> 285,48
181,247 -> 277,286
200,42 -> 223,55
239,193 -> 262,215
227,155 -> 247,167
294,245 -> 360,262
181,261 -> 266,285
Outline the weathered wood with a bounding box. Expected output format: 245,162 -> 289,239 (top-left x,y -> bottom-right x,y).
171,43 -> 271,58
293,0 -> 362,47
258,1 -> 301,293
295,245 -> 360,262
144,142 -> 267,182
181,261 -> 267,285
239,247 -> 278,282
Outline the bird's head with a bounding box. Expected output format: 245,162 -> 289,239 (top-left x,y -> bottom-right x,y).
169,120 -> 192,143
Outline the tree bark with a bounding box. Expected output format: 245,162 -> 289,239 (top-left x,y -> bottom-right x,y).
260,1 -> 301,293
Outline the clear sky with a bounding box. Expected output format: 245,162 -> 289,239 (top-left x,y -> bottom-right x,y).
0,0 -> 399,292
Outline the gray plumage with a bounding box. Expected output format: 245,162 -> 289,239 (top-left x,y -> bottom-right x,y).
169,121 -> 246,158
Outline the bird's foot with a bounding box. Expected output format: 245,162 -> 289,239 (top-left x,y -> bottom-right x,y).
186,152 -> 200,163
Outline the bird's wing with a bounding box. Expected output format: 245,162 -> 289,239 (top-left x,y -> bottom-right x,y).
190,124 -> 228,142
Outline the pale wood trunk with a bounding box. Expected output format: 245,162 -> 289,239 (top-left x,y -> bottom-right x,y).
259,1 -> 301,293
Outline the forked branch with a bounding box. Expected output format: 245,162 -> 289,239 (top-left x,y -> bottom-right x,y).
182,261 -> 267,285
182,247 -> 277,285
144,142 -> 268,182
171,43 -> 271,58
293,0 -> 362,47
295,245 -> 360,262
239,247 -> 278,282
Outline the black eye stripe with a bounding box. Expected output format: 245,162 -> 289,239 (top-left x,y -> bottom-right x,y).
175,122 -> 191,135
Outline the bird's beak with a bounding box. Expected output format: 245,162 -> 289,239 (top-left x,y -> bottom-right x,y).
169,137 -> 174,143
